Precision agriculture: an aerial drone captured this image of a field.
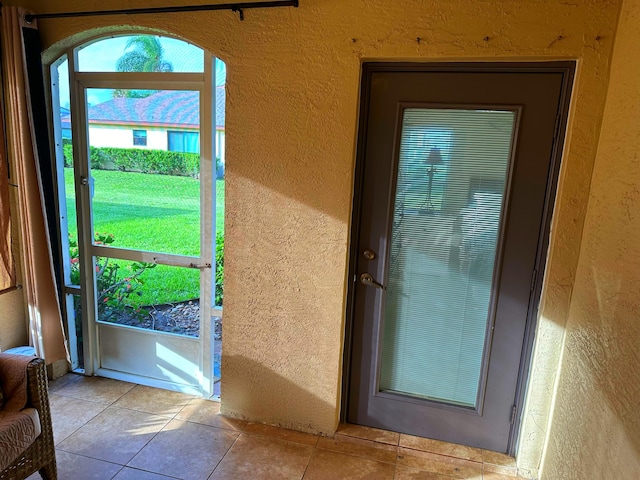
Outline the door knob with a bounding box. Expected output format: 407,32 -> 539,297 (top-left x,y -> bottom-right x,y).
360,273 -> 385,290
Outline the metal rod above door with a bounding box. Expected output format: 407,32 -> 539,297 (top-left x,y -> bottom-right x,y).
23,1 -> 299,23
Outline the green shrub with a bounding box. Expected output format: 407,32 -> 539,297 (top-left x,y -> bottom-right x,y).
101,147 -> 200,176
215,231 -> 224,307
69,232 -> 156,320
90,146 -> 110,170
63,144 -> 73,167
62,145 -> 200,177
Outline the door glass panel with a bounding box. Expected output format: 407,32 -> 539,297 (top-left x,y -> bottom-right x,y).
379,108 -> 516,407
95,258 -> 200,338
86,88 -> 200,256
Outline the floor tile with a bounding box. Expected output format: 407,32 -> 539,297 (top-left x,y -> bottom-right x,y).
482,450 -> 517,476
400,434 -> 483,463
397,447 -> 483,479
483,473 -> 519,480
49,393 -> 108,445
208,433 -> 313,480
394,465 -> 458,480
43,375 -> 515,480
57,406 -> 170,465
113,385 -> 195,417
49,374 -> 135,404
336,424 -> 399,446
175,398 -> 246,431
26,449 -> 122,480
302,449 -> 395,480
112,467 -> 177,480
482,450 -> 516,467
242,422 -> 319,446
128,418 -> 238,480
316,436 -> 397,464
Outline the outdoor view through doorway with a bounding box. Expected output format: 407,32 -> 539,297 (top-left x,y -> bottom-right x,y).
51,34 -> 225,397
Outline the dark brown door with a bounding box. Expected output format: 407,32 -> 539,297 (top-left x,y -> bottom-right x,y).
347,63 -> 572,453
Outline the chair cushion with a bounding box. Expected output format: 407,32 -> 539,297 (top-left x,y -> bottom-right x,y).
0,354 -> 35,411
0,408 -> 41,471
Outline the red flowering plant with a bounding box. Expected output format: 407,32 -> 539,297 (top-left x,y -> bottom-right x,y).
69,232 -> 155,321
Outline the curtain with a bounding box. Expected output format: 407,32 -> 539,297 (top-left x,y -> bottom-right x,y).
0,77 -> 14,292
1,7 -> 68,364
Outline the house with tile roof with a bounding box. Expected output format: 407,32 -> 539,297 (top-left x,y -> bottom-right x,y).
61,86 -> 225,163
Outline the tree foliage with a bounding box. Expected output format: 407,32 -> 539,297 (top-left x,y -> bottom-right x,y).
114,36 -> 174,98
116,36 -> 173,73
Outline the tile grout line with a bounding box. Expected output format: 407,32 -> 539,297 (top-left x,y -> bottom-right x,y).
50,378 -> 517,480
115,465 -> 182,480
314,439 -> 398,466
49,389 -> 111,447
107,464 -> 125,480
395,431 -> 400,480
392,448 -> 400,480
206,431 -> 242,478
398,444 -> 484,464
119,392 -> 194,474
58,380 -> 167,471
54,445 -> 130,476
48,390 -> 114,406
396,436 -> 492,469
238,426 -> 320,448
298,435 -> 319,480
53,407 -> 106,447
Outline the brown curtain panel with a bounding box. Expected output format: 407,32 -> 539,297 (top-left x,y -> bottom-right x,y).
0,85 -> 14,292
1,7 -> 68,363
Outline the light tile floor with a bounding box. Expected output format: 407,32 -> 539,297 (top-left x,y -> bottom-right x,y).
28,374 -> 527,480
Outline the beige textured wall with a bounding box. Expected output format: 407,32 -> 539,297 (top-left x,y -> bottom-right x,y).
542,0 -> 640,478
13,0 -> 622,475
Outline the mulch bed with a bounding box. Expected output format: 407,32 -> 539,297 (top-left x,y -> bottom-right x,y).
103,299 -> 222,339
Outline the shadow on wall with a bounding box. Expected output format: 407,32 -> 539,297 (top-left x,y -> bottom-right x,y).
220,355 -> 337,434
546,259 -> 640,474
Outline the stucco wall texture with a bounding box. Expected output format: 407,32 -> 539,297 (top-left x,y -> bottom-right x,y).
6,0 -> 626,476
542,0 -> 640,478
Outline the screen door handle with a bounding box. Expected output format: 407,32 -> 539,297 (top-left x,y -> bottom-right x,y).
360,273 -> 385,290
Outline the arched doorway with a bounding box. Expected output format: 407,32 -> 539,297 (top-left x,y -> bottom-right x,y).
49,33 -> 226,397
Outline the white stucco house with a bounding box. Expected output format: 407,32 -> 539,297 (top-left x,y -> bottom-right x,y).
61,86 -> 225,163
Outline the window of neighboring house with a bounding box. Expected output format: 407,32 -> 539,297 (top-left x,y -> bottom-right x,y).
167,130 -> 199,153
133,129 -> 147,146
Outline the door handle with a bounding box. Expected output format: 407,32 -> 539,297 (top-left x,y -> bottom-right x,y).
360,273 -> 385,290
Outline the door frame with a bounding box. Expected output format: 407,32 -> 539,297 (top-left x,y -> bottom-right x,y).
341,61 -> 575,455
52,34 -> 220,397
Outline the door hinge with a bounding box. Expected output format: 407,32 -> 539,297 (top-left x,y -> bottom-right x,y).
511,405 -> 518,424
530,269 -> 538,292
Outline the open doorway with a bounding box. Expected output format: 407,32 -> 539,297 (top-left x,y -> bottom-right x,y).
49,33 -> 226,398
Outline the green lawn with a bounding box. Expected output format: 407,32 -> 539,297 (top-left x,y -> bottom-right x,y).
65,168 -> 224,306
